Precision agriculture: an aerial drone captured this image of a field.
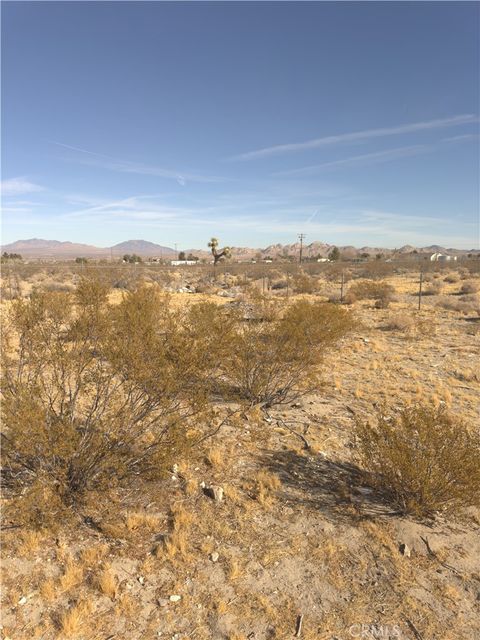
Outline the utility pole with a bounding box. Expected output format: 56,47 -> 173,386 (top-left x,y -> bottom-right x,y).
298,233 -> 306,264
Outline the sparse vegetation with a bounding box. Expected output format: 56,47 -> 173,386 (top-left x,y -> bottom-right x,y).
1,263 -> 479,640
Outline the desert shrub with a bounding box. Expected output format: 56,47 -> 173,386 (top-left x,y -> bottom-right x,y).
324,265 -> 352,282
383,313 -> 431,337
374,296 -> 391,309
383,313 -> 415,332
40,280 -> 76,293
1,272 -> 22,300
342,291 -> 357,305
437,295 -> 480,315
358,261 -> 394,280
1,284 -> 205,525
355,404 -> 480,517
184,301 -> 238,389
348,280 -> 396,303
423,281 -> 443,296
293,273 -> 316,294
271,279 -> 287,290
223,300 -> 355,406
443,273 -> 459,283
460,281 -> 479,294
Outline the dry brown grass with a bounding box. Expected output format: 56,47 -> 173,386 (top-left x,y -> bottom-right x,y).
59,557 -> 84,591
252,469 -> 281,507
58,599 -> 92,637
125,511 -> 161,532
40,577 -> 56,602
96,564 -> 118,600
80,543 -> 109,566
17,530 -> 43,557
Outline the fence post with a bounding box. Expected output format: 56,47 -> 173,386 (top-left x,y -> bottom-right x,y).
340,271 -> 345,303
418,269 -> 423,311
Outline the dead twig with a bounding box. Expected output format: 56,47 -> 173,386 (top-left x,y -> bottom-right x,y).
405,618 -> 424,640
295,614 -> 304,637
420,536 -> 461,575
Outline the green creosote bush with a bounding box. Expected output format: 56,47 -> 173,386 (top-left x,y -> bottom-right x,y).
223,299 -> 355,406
347,279 -> 396,302
1,280 -> 206,526
355,404 -> 480,517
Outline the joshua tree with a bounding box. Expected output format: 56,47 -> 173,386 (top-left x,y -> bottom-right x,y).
328,246 -> 340,262
208,237 -> 231,265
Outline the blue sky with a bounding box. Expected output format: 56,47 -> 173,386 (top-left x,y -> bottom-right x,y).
1,1 -> 479,250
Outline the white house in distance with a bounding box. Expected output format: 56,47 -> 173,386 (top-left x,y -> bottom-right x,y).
170,260 -> 198,266
430,252 -> 457,262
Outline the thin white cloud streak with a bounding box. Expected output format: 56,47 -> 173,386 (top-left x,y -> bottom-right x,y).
1,177 -> 45,197
62,195 -> 191,222
2,207 -> 34,214
50,141 -> 227,184
274,145 -> 431,176
231,114 -> 478,161
441,133 -> 480,143
273,132 -> 479,177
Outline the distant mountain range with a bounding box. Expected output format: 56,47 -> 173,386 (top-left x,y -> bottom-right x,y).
2,238 -> 478,259
1,239 -> 176,258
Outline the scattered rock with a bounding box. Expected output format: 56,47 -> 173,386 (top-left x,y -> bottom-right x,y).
157,598 -> 169,607
138,575 -> 145,585
169,594 -> 181,602
399,543 -> 411,557
18,596 -> 28,606
210,551 -> 219,562
204,485 -> 224,502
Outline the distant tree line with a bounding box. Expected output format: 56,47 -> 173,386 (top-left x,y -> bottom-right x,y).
122,254 -> 143,263
1,252 -> 22,262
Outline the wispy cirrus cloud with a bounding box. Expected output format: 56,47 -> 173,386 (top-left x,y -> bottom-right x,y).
62,195 -> 190,222
51,141 -> 227,185
230,114 -> 478,161
273,132 -> 479,177
1,177 -> 45,197
274,145 -> 431,176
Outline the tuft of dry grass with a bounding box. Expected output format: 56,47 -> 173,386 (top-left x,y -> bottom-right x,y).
40,577 -> 56,602
59,557 -> 84,591
205,447 -> 225,468
125,511 -> 161,532
96,564 -> 118,600
17,530 -> 43,557
80,543 -> 109,566
58,599 -> 92,637
252,469 -> 281,508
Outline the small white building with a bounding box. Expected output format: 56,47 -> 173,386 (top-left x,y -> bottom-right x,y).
430,253 -> 457,262
317,258 -> 329,263
170,260 -> 198,266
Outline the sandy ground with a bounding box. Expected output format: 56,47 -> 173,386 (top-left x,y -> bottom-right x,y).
1,267 -> 479,640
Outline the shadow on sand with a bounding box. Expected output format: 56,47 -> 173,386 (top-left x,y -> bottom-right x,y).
262,449 -> 399,522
